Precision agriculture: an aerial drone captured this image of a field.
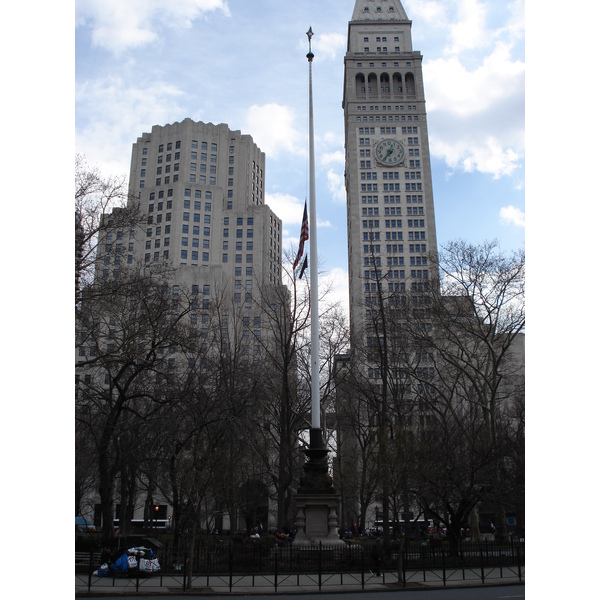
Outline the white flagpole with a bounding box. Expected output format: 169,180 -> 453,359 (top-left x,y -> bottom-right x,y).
306,27 -> 320,431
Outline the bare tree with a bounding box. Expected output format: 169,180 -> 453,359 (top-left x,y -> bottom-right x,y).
251,268 -> 311,529
334,239 -> 524,549
75,155 -> 138,305
76,265 -> 198,542
403,240 -> 525,547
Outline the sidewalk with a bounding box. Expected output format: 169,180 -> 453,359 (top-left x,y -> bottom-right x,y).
76,567 -> 524,595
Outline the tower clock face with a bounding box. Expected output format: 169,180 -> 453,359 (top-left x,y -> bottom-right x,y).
375,139 -> 405,166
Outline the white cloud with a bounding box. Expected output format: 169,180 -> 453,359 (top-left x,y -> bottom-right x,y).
244,104 -> 305,159
432,136 -> 519,179
76,76 -> 187,176
321,150 -> 344,166
425,42 -> 524,179
500,205 -> 525,228
425,43 -> 524,117
76,0 -> 230,53
326,168 -> 346,205
320,267 -> 349,319
403,0 -> 448,28
315,32 -> 346,60
446,0 -> 488,54
266,192 -> 305,228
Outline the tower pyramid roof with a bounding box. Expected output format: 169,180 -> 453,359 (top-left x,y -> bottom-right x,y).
351,0 -> 409,21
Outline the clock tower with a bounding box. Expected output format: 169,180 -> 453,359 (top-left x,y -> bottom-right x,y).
343,0 -> 439,353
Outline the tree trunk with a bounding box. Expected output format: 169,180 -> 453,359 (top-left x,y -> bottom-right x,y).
469,506 -> 482,542
99,470 -> 115,544
494,502 -> 508,543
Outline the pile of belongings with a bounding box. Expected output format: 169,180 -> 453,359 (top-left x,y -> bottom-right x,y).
94,547 -> 160,576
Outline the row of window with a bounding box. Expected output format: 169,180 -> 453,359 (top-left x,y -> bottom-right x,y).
361,183 -> 423,192
361,195 -> 423,205
362,229 -> 427,243
357,105 -> 418,112
359,137 -> 419,147
363,250 -> 425,266
361,171 -> 421,181
357,114 -> 418,123
141,140 -> 218,156
358,126 -> 418,135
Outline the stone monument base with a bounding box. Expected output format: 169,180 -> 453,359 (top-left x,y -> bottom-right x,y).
293,493 -> 345,546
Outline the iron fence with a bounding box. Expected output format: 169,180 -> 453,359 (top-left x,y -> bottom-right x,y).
75,538 -> 524,593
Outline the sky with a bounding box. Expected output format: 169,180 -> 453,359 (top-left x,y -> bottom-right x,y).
73,0 -> 525,314
4,3 -> 600,591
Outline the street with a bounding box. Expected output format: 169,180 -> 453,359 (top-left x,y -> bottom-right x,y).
85,584 -> 525,600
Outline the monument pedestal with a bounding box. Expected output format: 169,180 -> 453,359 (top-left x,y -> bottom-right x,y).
293,494 -> 344,546
293,428 -> 345,547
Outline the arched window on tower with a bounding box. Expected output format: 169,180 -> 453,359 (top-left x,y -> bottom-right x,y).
405,73 -> 416,97
356,73 -> 366,96
380,73 -> 390,95
368,73 -> 378,98
393,73 -> 403,96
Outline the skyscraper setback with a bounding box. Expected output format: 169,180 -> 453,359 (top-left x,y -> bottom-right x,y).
97,119 -> 283,292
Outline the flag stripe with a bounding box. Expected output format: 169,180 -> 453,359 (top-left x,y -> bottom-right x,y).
293,201 -> 309,271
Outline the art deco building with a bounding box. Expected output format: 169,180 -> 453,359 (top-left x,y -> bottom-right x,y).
78,120 -> 287,531
97,119 -> 283,292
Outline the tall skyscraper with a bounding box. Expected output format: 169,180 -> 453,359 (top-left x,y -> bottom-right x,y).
97,119 -> 283,292
343,0 -> 438,350
335,0 -> 440,531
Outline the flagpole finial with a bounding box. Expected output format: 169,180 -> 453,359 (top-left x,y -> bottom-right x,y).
306,26 -> 314,61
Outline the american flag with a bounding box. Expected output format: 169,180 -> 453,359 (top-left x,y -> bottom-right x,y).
293,201 -> 309,271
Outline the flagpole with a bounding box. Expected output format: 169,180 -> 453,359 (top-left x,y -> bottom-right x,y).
306,27 -> 320,432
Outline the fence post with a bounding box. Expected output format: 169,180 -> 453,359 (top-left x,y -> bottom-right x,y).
397,537 -> 404,586
274,543 -> 278,593
87,549 -> 93,592
159,548 -> 163,588
441,545 -> 446,586
361,544 -> 365,590
182,547 -> 188,591
135,551 -> 141,593
517,541 -> 522,582
479,543 -> 485,584
318,541 -> 323,591
228,541 -> 233,593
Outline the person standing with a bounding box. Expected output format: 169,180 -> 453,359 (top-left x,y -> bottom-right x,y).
371,537 -> 383,576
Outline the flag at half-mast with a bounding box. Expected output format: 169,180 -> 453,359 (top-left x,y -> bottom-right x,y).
293,200 -> 309,273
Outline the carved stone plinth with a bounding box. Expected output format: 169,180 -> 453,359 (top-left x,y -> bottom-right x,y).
293,493 -> 345,546
293,428 -> 345,546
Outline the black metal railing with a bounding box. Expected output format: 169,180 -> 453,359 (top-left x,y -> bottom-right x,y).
76,538 -> 524,593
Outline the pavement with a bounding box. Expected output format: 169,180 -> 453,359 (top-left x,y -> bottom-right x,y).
75,566 -> 524,596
